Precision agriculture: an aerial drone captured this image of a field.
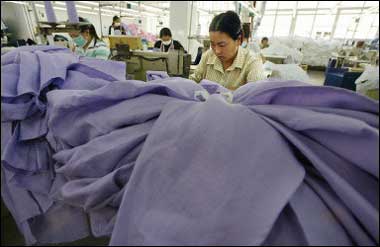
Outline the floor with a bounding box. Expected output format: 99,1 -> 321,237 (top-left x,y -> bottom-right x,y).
307,70 -> 326,85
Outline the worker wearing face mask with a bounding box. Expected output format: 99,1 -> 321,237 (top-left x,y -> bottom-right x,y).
69,17 -> 110,60
189,11 -> 265,90
109,16 -> 126,35
154,27 -> 186,52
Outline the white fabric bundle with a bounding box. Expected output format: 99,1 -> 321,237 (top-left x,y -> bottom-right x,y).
267,36 -> 343,66
355,65 -> 379,95
261,41 -> 303,64
263,61 -> 311,82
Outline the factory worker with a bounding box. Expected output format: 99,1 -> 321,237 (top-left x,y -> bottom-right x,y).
109,16 -> 126,35
154,27 -> 186,52
260,37 -> 269,49
241,23 -> 261,54
349,40 -> 365,57
69,17 -> 110,60
189,11 -> 266,90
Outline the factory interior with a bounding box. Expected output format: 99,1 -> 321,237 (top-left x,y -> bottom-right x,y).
1,1 -> 379,246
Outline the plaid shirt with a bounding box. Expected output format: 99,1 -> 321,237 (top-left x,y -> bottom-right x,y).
190,47 -> 266,90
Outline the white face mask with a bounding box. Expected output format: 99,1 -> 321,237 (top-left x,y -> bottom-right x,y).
162,40 -> 172,46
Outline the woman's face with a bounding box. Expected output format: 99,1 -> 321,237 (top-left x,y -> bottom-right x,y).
69,29 -> 90,42
209,31 -> 240,64
114,20 -> 121,27
161,35 -> 172,42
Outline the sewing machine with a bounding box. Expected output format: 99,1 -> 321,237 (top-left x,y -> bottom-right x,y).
110,44 -> 191,81
108,36 -> 143,50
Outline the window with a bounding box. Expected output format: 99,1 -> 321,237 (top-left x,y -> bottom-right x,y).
334,14 -> 357,38
317,1 -> 339,9
265,1 -> 279,10
277,1 -> 296,10
365,1 -> 379,7
338,1 -> 366,7
199,14 -> 213,36
264,10 -> 277,15
273,15 -> 292,36
338,9 -> 362,14
294,15 -> 314,37
316,9 -> 332,15
253,0 -> 378,39
297,1 -> 318,9
257,15 -> 275,37
355,14 -> 379,39
312,15 -> 336,39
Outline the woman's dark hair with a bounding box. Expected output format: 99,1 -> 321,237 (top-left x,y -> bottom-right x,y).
209,11 -> 242,41
159,28 -> 172,38
79,17 -> 101,41
262,37 -> 268,42
113,16 -> 120,24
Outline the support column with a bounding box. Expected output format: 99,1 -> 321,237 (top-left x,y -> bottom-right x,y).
169,1 -> 197,51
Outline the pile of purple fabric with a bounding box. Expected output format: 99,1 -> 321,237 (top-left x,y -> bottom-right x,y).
1,46 -> 379,246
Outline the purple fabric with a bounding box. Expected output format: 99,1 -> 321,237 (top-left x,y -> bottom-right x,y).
1,46 -> 126,245
199,79 -> 230,94
1,46 -> 379,246
146,70 -> 169,81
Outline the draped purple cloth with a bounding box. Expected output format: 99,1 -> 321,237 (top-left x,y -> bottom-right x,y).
1,46 -> 378,246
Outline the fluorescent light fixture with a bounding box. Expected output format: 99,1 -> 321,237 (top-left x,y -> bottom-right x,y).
141,4 -> 164,12
124,8 -> 139,13
75,5 -> 92,10
141,11 -> 160,17
76,9 -> 113,17
104,6 -> 139,13
77,9 -> 96,15
5,1 -> 28,5
53,2 -> 92,10
53,6 -> 66,11
101,9 -> 120,14
77,9 -> 97,15
79,1 -> 99,6
53,2 -> 66,6
35,3 -> 66,11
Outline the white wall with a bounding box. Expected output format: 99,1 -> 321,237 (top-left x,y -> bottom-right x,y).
169,1 -> 198,50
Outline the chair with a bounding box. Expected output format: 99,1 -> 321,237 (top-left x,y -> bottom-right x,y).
324,67 -> 362,91
327,58 -> 337,68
